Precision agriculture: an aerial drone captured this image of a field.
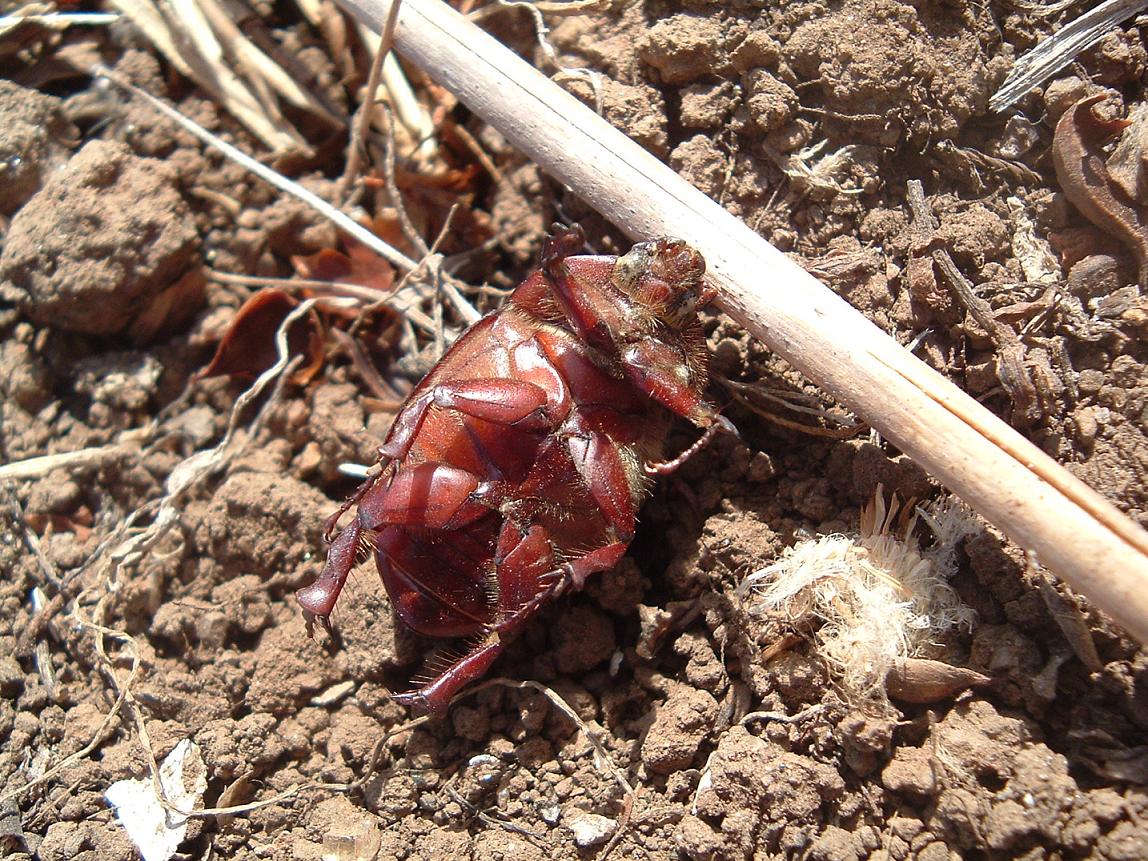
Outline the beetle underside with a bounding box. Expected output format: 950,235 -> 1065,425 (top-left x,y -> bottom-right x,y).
297,225 -> 734,715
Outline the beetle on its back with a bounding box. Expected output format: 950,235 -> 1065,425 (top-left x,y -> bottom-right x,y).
297,225 -> 734,714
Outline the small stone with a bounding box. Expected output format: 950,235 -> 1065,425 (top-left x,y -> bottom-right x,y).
638,15 -> 738,84
563,808 -> 616,848
640,685 -> 719,774
1076,369 -> 1105,395
881,746 -> 940,796
1073,406 -> 1105,445
0,80 -> 77,214
732,32 -> 781,73
0,655 -> 24,697
0,140 -> 199,335
1043,77 -> 1092,122
680,82 -> 739,129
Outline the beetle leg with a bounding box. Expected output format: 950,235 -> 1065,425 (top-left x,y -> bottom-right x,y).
392,521 -> 626,715
297,516 -> 363,619
379,379 -> 553,462
645,414 -> 737,476
390,522 -> 555,716
323,466 -> 388,542
356,462 -> 492,530
540,223 -> 586,269
392,633 -> 504,717
301,463 -> 502,624
567,429 -> 638,543
619,339 -> 718,427
562,542 -> 630,589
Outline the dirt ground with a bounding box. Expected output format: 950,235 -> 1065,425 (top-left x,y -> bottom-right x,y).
2,0 -> 1148,859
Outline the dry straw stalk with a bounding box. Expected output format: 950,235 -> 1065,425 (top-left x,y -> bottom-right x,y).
337,0 -> 1148,642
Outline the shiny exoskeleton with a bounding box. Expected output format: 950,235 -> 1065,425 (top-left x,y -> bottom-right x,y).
297,225 -> 734,714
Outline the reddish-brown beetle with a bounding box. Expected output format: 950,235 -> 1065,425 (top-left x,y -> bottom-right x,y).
297,225 -> 734,714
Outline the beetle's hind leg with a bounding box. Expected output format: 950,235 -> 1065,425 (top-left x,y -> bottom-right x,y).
391,523 -> 560,715
393,633 -> 505,717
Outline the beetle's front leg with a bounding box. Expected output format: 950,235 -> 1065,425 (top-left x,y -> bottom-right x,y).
619,340 -> 737,472
297,516 -> 364,619
620,340 -> 714,427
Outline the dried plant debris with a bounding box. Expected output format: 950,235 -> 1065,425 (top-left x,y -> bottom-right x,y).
990,0 -> 1148,111
1052,94 -> 1148,287
105,739 -> 207,861
109,0 -> 344,152
738,491 -> 979,710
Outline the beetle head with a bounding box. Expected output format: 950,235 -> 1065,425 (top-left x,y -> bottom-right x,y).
612,238 -> 711,328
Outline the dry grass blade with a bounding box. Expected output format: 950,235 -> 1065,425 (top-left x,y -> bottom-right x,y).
94,67 -> 482,335
95,65 -> 417,273
0,10 -> 119,36
108,0 -> 337,151
353,18 -> 438,162
195,0 -> 343,124
0,433 -> 145,480
206,269 -> 445,336
339,0 -> 399,200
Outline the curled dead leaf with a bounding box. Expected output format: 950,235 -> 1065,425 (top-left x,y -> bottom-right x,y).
885,657 -> 990,704
293,239 -> 396,298
1052,95 -> 1148,287
214,771 -> 255,829
198,288 -> 324,385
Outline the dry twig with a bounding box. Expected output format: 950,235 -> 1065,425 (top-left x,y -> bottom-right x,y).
339,0 -> 402,200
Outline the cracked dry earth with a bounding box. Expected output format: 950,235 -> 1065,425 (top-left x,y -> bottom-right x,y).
2,1 -> 1148,860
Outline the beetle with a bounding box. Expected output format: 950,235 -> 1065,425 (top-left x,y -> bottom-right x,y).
297,225 -> 735,715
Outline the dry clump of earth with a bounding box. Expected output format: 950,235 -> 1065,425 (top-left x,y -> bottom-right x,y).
2,1 -> 1147,860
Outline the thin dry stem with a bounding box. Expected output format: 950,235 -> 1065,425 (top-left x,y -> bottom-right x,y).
95,64 -> 418,274
339,0 -> 402,201
0,442 -> 132,481
205,269 -> 444,336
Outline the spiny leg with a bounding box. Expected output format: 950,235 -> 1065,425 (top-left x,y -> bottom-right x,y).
391,522 -> 554,715
297,517 -> 366,619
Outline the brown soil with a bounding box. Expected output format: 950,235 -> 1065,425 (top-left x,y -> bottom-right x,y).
2,2 -> 1147,860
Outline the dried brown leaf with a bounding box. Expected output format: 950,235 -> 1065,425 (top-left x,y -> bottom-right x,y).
1052,94 -> 1148,286
292,240 -> 397,298
198,288 -> 324,384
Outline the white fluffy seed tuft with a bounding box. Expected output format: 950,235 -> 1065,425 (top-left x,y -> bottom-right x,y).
738,488 -> 979,709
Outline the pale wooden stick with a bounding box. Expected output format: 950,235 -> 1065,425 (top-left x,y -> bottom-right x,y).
335,0 -> 1148,643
